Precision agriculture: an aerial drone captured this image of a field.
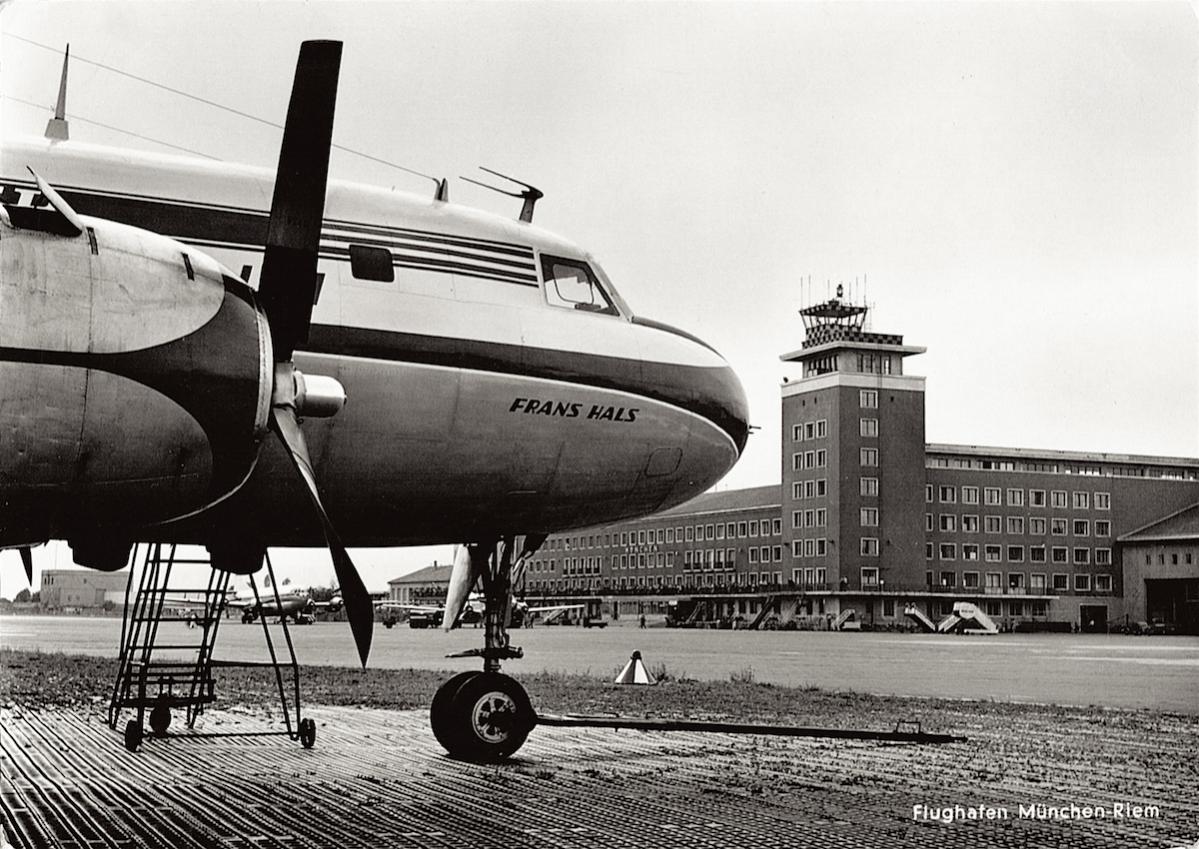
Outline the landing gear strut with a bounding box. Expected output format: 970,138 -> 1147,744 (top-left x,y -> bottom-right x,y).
431,536 -> 544,762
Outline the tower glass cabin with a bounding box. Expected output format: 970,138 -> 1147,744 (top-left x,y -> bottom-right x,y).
780,289 -> 928,594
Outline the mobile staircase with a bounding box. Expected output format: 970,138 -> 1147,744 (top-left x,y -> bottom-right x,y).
108,543 -> 314,752
904,604 -> 938,633
832,608 -> 860,631
936,601 -> 1000,635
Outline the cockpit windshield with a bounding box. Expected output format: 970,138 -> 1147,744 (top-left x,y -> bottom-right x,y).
540,255 -> 619,316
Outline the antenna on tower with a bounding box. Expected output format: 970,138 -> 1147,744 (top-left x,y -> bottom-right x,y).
45,44 -> 70,141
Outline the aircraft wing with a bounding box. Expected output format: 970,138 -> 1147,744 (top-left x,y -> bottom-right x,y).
375,601 -> 443,613
525,603 -> 586,616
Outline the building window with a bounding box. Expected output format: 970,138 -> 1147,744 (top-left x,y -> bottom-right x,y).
1074,573 -> 1091,592
1051,518 -> 1068,535
792,541 -> 803,558
860,418 -> 878,437
1030,573 -> 1046,591
748,520 -> 758,537
861,567 -> 879,586
861,447 -> 878,466
859,389 -> 878,408
962,486 -> 979,505
685,526 -> 694,542
984,487 -> 1001,506
773,545 -> 782,562
859,508 -> 879,527
1007,546 -> 1024,563
1074,548 -> 1090,565
1052,547 -> 1068,563
939,514 -> 956,532
1007,517 -> 1025,535
1095,492 -> 1111,510
816,509 -> 827,527
985,572 -> 1002,589
939,543 -> 957,561
1008,572 -> 1025,590
1030,489 -> 1046,507
816,419 -> 827,438
706,524 -> 715,540
792,424 -> 803,442
1094,548 -> 1111,565
984,545 -> 1002,562
1073,519 -> 1089,536
963,571 -> 980,588
860,477 -> 879,496
748,548 -> 758,564
926,485 -> 934,503
963,544 -> 979,561
816,479 -> 827,497
1095,574 -> 1113,592
1095,520 -> 1110,537
860,538 -> 879,556
772,519 -> 782,535
1029,517 -> 1047,535
985,516 -> 1002,534
1030,546 -> 1046,563
962,515 -> 979,533
926,542 -> 934,560
1073,491 -> 1089,510
666,528 -> 675,543
1007,489 -> 1025,507
1051,490 -> 1067,508
1052,573 -> 1069,591
738,522 -> 747,537
816,449 -> 827,468
805,422 -> 816,440
939,486 -> 956,503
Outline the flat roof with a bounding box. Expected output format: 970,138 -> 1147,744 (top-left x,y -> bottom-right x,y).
926,443 -> 1199,469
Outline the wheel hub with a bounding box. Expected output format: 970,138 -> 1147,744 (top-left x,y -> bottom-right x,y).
470,692 -> 517,743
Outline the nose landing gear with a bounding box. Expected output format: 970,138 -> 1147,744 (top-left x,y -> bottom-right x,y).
429,536 -> 544,762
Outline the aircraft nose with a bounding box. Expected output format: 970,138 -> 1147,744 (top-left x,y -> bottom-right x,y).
631,316 -> 750,456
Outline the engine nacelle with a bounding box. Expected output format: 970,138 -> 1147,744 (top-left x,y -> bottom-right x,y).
0,206 -> 272,547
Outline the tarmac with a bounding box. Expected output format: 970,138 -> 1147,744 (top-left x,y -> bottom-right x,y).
2,702 -> 1197,849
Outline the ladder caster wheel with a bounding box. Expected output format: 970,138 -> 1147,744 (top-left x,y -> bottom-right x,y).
149,701 -> 171,737
299,718 -> 316,749
124,720 -> 144,752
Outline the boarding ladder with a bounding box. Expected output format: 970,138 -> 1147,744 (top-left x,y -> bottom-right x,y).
107,544 -> 311,751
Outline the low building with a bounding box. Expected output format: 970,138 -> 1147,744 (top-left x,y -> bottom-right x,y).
386,562 -> 452,607
40,569 -> 129,610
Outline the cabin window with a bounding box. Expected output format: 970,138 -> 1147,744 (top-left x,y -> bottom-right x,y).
349,244 -> 395,282
540,255 -> 617,315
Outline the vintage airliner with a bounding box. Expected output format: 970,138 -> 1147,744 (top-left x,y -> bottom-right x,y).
0,41 -> 748,760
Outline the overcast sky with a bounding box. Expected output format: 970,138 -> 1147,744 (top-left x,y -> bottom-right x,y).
2,1 -> 1195,596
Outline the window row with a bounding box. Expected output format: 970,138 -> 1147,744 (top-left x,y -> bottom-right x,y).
791,479 -> 828,500
791,419 -> 828,442
792,508 -> 828,529
791,449 -> 828,471
791,538 -> 829,558
926,543 -> 1111,565
927,486 -> 1110,510
925,515 -> 1111,536
926,570 -> 1113,593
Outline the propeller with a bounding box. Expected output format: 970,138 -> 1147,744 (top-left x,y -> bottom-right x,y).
253,41 -> 374,667
20,547 -> 33,586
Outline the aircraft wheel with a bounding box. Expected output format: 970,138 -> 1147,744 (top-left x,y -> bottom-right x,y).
149,701 -> 171,737
124,719 -> 144,752
430,671 -> 481,753
299,717 -> 317,749
444,672 -> 535,763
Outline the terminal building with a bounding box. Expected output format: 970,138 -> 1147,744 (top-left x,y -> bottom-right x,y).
523,292 -> 1199,633
39,569 -> 129,610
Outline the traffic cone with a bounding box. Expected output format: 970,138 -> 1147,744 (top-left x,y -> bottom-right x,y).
614,650 -> 657,685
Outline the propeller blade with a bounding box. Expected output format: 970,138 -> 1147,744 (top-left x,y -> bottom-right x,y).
20,547 -> 33,586
443,544 -> 476,632
270,405 -> 372,666
257,40 -> 342,361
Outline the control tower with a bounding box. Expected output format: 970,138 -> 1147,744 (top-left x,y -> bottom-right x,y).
779,287 -> 927,596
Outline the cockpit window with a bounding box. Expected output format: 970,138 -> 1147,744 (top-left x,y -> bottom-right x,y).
540,255 -> 618,315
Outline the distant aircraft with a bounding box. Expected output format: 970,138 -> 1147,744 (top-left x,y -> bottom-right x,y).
377,593 -> 583,629
0,41 -> 748,761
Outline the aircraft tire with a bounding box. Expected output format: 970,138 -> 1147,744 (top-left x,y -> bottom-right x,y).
430,671 -> 481,753
149,701 -> 171,737
443,672 -> 535,763
124,719 -> 143,752
299,717 -> 317,749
